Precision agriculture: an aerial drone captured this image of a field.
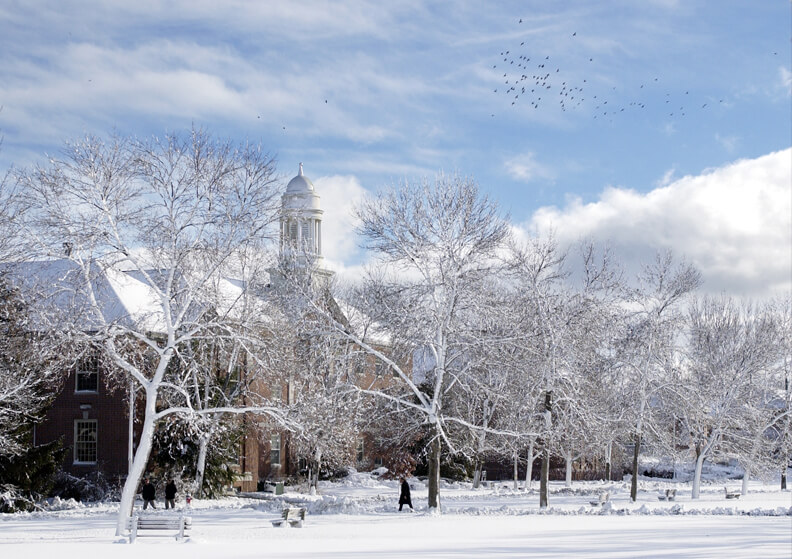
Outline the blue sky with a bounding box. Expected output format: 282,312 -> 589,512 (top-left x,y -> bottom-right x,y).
0,1 -> 790,298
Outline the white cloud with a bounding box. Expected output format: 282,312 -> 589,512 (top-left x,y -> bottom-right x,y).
655,167 -> 676,188
520,149 -> 792,299
715,133 -> 739,153
779,66 -> 792,94
504,152 -> 555,183
312,174 -> 369,273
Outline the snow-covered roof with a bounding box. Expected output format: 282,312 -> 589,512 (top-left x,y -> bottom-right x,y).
1,259 -> 164,332
1,260 -> 276,334
335,298 -> 392,347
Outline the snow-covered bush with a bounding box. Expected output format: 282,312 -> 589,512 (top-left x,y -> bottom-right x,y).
0,438 -> 65,513
50,471 -> 119,503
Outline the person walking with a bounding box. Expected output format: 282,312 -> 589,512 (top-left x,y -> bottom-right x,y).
141,477 -> 157,510
398,477 -> 413,511
165,478 -> 177,510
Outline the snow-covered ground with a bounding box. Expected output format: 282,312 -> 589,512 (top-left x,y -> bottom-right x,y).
2,473 -> 790,558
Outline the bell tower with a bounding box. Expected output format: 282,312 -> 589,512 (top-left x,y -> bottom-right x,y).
280,163 -> 325,269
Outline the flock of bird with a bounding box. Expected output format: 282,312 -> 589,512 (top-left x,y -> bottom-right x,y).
491,20 -> 727,122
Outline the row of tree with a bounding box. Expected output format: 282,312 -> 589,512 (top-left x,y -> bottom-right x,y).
304,176 -> 790,509
0,131 -> 788,531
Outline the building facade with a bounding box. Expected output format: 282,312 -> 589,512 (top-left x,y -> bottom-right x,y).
26,163 -> 380,493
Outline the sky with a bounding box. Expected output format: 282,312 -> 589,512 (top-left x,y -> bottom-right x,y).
0,1 -> 790,299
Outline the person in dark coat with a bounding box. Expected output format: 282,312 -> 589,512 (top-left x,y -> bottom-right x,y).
164,478 -> 177,510
141,477 -> 156,510
398,477 -> 413,511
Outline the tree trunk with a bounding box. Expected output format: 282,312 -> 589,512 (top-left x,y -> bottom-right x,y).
194,435 -> 209,498
472,459 -> 482,489
525,440 -> 534,491
604,442 -> 612,482
630,433 -> 641,502
427,431 -> 441,510
781,470 -> 787,491
741,467 -> 750,495
564,450 -> 573,488
513,451 -> 519,490
127,381 -> 136,476
540,444 -> 549,508
540,391 -> 552,508
692,446 -> 706,499
310,448 -> 322,495
115,390 -> 157,536
472,402 -> 489,490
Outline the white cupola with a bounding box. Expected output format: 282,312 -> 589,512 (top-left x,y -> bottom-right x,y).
280,163 -> 324,268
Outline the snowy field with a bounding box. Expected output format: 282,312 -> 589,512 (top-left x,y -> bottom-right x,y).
1,473 -> 790,558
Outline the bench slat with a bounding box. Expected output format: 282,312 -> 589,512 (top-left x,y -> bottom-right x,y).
128,515 -> 191,542
271,507 -> 306,528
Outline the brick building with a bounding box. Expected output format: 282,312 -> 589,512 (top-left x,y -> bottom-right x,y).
15,164 -> 386,491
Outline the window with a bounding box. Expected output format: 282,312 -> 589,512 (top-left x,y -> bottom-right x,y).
74,419 -> 97,464
270,433 -> 281,468
270,382 -> 282,403
75,352 -> 99,393
301,221 -> 312,250
357,438 -> 364,463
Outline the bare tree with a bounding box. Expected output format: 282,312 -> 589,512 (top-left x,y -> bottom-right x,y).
0,278 -> 67,458
290,319 -> 367,494
440,281 -> 534,490
508,237 -> 620,505
615,251 -> 700,501
771,296 -> 792,490
16,129 -> 286,534
302,174 -> 510,510
682,296 -> 783,498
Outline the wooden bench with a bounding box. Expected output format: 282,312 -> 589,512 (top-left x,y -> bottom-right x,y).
271,507 -> 306,528
589,492 -> 609,506
657,488 -> 677,501
126,514 -> 191,542
724,487 -> 741,500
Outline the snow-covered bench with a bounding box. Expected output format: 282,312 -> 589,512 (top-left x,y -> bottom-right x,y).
589,492 -> 609,506
126,514 -> 191,542
271,507 -> 306,528
657,489 -> 677,501
724,487 -> 741,500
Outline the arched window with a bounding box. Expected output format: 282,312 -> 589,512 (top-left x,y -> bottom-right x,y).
301,221 -> 313,251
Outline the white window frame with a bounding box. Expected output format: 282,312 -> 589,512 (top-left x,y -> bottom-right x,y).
75,353 -> 99,393
74,419 -> 97,464
270,433 -> 281,468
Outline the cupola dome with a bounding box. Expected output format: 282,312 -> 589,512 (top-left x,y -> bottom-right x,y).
285,162 -> 315,194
